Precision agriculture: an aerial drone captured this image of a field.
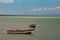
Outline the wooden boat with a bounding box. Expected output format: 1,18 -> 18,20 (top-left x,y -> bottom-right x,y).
7,24 -> 36,34
7,29 -> 35,34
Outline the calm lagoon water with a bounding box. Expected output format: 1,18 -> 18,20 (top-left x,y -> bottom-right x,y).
0,16 -> 60,40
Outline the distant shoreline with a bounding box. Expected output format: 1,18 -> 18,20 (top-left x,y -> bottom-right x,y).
0,15 -> 60,16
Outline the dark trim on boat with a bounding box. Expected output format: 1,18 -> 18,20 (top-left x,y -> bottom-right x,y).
7,32 -> 31,34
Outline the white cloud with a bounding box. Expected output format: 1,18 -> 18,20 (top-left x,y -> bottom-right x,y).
32,6 -> 60,12
0,0 -> 13,3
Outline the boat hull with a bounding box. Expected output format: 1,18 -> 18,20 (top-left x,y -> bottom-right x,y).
7,32 -> 31,34
7,29 -> 33,34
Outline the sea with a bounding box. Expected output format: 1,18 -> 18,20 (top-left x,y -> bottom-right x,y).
0,16 -> 60,40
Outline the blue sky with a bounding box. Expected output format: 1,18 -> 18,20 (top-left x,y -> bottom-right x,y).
0,0 -> 60,15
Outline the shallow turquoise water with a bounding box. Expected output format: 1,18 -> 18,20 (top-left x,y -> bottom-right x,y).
0,16 -> 60,18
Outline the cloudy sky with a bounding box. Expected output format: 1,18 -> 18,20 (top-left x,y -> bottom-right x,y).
0,0 -> 60,15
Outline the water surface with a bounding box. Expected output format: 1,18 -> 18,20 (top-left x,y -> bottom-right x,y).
0,16 -> 60,40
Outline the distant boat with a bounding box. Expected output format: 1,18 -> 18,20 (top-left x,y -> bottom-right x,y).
29,24 -> 36,28
7,29 -> 35,34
